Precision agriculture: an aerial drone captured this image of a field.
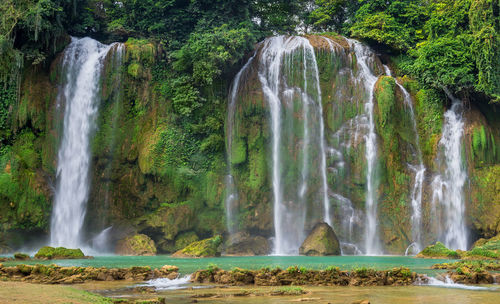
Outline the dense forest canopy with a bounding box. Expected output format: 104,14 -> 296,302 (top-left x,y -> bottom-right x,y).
1,0 -> 499,164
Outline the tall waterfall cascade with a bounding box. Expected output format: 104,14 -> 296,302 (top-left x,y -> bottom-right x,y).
226,35 -> 471,256
257,36 -> 331,255
349,40 -> 382,255
50,37 -> 121,248
432,91 -> 468,250
227,35 -> 388,255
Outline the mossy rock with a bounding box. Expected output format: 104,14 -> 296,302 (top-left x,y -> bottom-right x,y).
115,234 -> 157,256
466,234 -> 500,259
299,222 -> 340,256
13,252 -> 30,260
174,232 -> 199,252
416,242 -> 461,259
34,246 -> 85,260
172,235 -> 222,258
127,62 -> 143,79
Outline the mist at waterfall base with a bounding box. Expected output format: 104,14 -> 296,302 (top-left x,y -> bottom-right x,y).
226,36 -> 469,256
49,37 -> 122,254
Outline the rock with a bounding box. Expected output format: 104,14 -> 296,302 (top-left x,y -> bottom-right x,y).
225,232 -> 270,256
34,246 -> 85,259
416,242 -> 461,259
466,234 -> 500,259
155,265 -> 179,279
172,235 -> 222,258
174,232 -> 199,251
352,300 -> 370,304
299,222 -> 340,256
136,205 -> 195,241
116,234 -> 157,256
13,253 -> 30,260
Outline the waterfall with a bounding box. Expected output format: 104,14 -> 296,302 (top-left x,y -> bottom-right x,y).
384,66 -> 426,253
226,54 -> 255,235
257,36 -> 330,255
431,90 -> 468,250
50,37 -> 117,248
349,40 -> 381,255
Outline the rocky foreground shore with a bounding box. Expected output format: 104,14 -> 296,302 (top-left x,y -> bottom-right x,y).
0,263 -> 179,284
191,266 -> 426,286
1,263 -> 499,287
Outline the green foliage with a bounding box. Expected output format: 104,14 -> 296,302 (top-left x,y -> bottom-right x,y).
325,265 -> 340,272
286,265 -> 308,274
0,134 -> 50,232
350,0 -> 428,50
353,266 -> 374,277
409,35 -> 475,92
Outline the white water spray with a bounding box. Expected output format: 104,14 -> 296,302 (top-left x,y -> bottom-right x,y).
431,90 -> 468,250
258,36 -> 330,254
51,37 -> 117,248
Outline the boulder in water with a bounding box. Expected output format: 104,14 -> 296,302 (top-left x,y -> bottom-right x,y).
416,242 -> 460,259
13,253 -> 30,260
34,246 -> 85,259
225,232 -> 270,256
115,234 -> 157,256
299,222 -> 340,256
172,235 -> 222,258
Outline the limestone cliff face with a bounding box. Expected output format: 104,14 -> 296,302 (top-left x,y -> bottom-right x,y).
1,35 -> 499,254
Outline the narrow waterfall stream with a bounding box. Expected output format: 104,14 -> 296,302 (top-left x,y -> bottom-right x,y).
397,82 -> 426,254
50,37 -> 118,248
349,40 -> 382,255
432,90 -> 468,250
226,54 -> 255,235
384,65 -> 426,254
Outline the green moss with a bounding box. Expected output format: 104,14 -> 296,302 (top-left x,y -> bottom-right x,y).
231,137 -> 247,165
127,62 -> 143,78
125,38 -> 156,65
414,88 -> 444,166
467,247 -> 499,259
177,235 -> 222,257
417,242 -> 460,259
34,246 -> 85,259
273,286 -> 305,295
470,165 -> 500,235
375,76 -> 396,130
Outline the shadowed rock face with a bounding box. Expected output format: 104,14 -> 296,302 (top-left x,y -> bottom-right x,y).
224,232 -> 270,256
299,222 -> 340,256
115,234 -> 157,256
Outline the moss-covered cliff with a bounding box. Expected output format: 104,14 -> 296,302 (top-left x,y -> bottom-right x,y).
1,34 -> 499,255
